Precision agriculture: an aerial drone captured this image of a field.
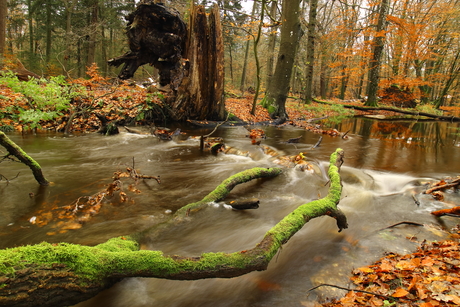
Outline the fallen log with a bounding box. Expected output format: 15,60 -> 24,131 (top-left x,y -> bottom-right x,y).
0,131 -> 49,186
0,149 -> 347,307
313,98 -> 460,122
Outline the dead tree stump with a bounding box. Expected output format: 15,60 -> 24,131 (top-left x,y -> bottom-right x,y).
108,2 -> 225,121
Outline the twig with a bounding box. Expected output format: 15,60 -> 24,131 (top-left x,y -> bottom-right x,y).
307,283 -> 399,301
425,177 -> 460,194
200,113 -> 230,151
312,136 -> 323,149
412,194 -> 420,206
376,221 -> 424,233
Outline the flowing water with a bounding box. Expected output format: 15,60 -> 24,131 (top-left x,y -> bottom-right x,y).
1,118 -> 460,306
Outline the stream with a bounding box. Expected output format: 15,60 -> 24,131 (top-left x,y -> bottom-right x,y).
1,117 -> 460,306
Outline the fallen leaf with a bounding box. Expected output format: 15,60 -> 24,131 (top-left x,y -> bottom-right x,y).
392,287 -> 409,298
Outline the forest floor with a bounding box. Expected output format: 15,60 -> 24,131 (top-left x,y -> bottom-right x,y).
1,76 -> 460,306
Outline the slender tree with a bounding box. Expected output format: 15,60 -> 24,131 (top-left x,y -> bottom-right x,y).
365,0 -> 389,107
303,0 -> 318,104
0,0 -> 6,60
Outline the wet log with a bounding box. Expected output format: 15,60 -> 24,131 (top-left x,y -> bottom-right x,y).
0,131 -> 49,186
0,149 -> 347,307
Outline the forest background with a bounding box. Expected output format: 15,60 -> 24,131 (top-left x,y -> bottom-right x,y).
0,1 -> 460,306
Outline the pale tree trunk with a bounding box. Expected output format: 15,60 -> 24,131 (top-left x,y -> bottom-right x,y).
239,1 -> 257,94
45,0 -> 52,64
265,0 -> 302,120
303,0 -> 318,104
264,0 -> 278,89
0,0 -> 6,60
365,0 -> 389,107
250,0 -> 265,115
86,0 -> 98,68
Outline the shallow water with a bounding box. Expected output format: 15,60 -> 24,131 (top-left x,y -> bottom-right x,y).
1,118 -> 459,306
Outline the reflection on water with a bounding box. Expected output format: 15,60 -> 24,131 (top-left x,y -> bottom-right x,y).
0,118 -> 459,306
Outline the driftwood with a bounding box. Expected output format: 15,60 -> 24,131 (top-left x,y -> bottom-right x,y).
0,131 -> 49,186
313,98 -> 460,122
0,149 -> 347,307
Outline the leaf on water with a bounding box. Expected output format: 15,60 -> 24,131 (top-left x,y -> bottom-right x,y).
119,191 -> 128,202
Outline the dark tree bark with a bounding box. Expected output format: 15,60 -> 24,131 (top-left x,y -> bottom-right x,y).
0,149 -> 347,307
0,131 -> 49,186
107,2 -> 186,84
108,2 -> 225,121
171,3 -> 225,121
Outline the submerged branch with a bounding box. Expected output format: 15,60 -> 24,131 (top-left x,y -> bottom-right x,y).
0,149 -> 347,307
0,131 -> 49,186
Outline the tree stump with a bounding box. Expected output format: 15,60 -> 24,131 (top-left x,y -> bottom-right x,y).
108,2 -> 225,121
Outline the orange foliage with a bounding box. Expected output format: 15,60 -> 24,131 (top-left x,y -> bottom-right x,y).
322,240 -> 460,306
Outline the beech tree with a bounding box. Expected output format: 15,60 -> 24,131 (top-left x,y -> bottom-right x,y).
365,0 -> 389,107
264,0 -> 302,120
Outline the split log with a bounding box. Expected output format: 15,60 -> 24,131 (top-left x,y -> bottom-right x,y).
0,131 -> 49,186
0,149 -> 347,307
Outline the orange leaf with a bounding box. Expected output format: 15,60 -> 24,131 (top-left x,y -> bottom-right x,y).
392,287 -> 409,298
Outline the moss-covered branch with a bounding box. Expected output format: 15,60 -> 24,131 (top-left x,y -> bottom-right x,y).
0,149 -> 346,307
0,131 -> 49,186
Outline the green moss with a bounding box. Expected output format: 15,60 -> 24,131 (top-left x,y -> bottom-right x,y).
0,236 -> 142,280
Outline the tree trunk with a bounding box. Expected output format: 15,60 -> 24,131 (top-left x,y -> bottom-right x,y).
171,3 -> 225,120
251,0 -> 265,115
0,131 -> 49,186
304,0 -> 318,104
0,149 -> 347,307
108,2 -> 225,121
264,0 -> 278,90
86,0 -> 98,68
0,0 -> 6,59
365,0 -> 389,107
264,0 -> 302,119
239,1 -> 257,94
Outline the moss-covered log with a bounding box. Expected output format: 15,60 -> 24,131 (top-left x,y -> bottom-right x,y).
0,131 -> 49,186
0,149 -> 346,307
